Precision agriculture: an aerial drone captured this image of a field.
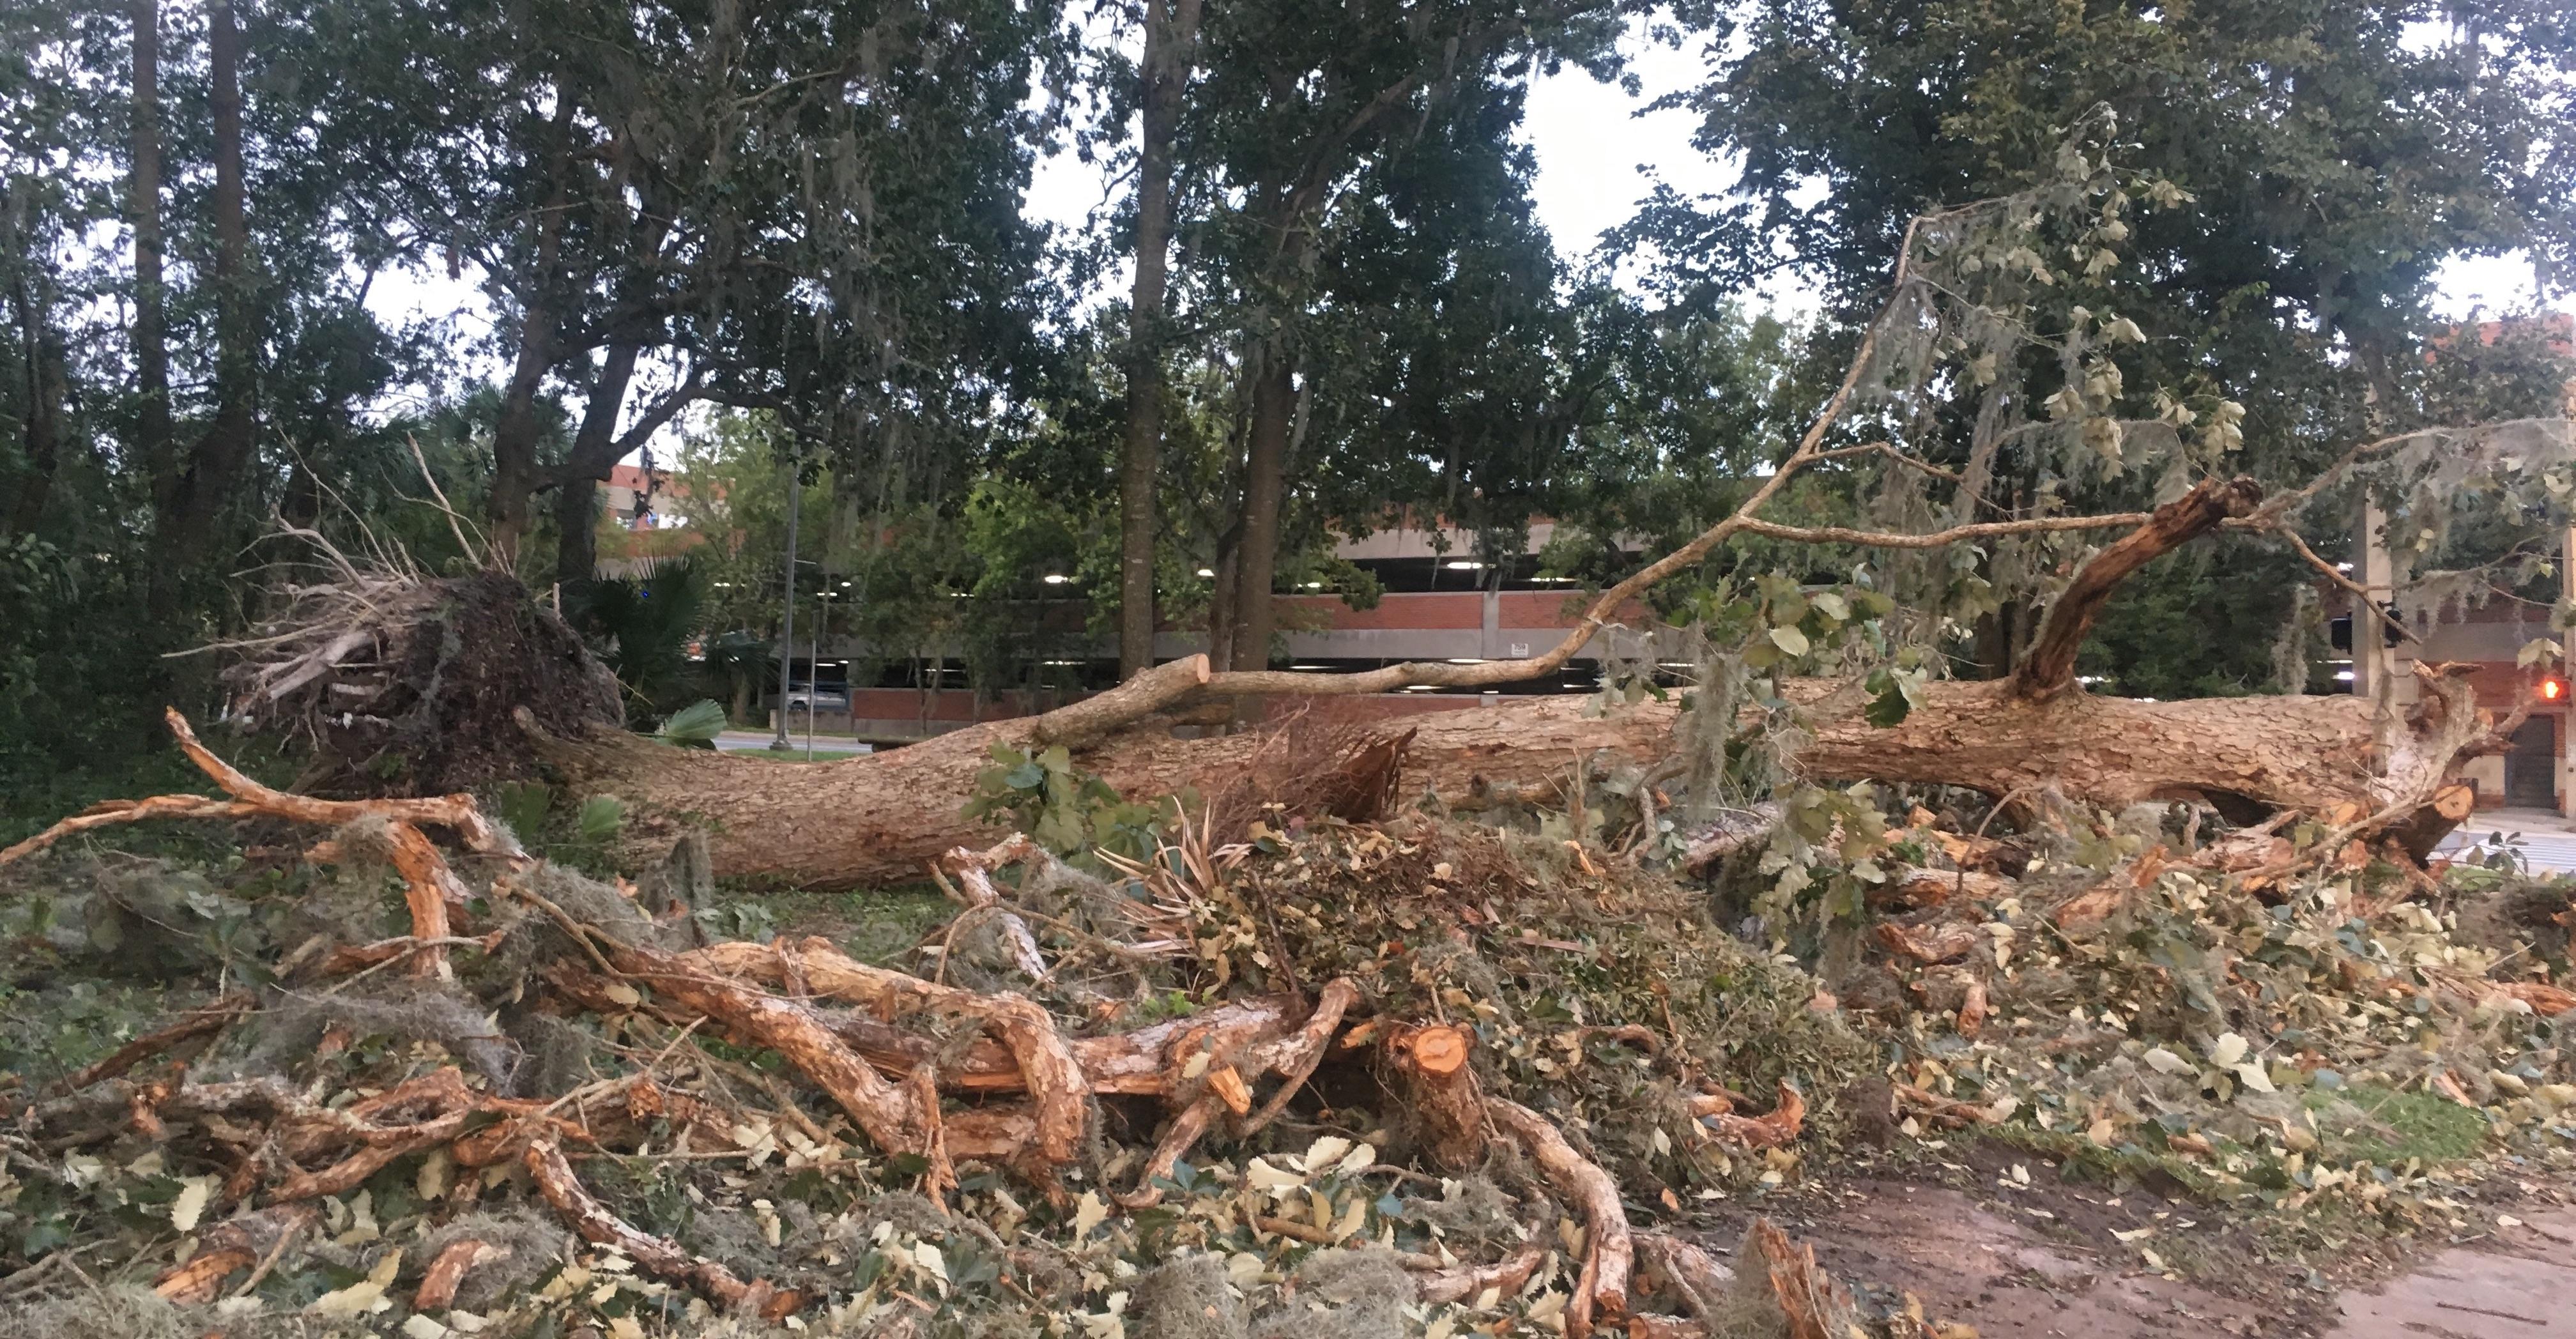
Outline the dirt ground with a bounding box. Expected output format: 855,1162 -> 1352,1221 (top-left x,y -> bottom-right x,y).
1708,1142 -> 2576,1338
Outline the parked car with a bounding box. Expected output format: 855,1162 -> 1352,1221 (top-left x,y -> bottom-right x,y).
784,684 -> 848,712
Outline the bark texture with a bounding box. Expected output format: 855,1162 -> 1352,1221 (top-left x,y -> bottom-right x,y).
538,667 -> 2472,889
1116,0 -> 1200,680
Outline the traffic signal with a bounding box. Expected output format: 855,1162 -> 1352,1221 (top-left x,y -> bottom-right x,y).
2541,677 -> 2566,703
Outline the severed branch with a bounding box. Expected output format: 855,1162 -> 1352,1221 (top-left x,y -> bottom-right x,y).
526,1139 -> 801,1319
2011,476 -> 2264,701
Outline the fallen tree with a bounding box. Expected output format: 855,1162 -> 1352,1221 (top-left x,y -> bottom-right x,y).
214,153 -> 2566,890
521,475 -> 2499,888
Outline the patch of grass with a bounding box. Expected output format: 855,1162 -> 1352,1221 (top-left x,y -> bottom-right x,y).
2306,1083 -> 2490,1166
702,881 -> 954,967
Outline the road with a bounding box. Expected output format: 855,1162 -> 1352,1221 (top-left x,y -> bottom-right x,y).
2437,808 -> 2576,874
713,729 -> 871,758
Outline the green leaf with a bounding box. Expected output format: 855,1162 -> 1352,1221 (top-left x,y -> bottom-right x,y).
654,699 -> 728,747
1864,685 -> 1912,728
576,795 -> 625,843
1768,625 -> 1811,657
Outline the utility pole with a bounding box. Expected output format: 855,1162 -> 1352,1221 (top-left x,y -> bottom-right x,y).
769,455 -> 801,751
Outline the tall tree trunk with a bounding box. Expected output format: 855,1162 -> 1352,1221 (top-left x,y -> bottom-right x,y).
486,106 -> 576,565
153,0 -> 256,614
130,0 -> 171,500
552,342 -> 643,595
6,246 -> 66,538
1117,0 -> 1201,681
1225,344 -> 1294,673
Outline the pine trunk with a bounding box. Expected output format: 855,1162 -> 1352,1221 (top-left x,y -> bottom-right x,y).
533,672 -> 2476,890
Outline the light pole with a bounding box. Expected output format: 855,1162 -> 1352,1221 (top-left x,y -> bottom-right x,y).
769,456 -> 801,751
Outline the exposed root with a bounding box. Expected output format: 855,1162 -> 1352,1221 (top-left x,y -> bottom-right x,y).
1485,1098 -> 1632,1335
525,1138 -> 801,1319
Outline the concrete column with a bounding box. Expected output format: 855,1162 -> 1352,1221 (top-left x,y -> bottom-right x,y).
1480,585 -> 1501,661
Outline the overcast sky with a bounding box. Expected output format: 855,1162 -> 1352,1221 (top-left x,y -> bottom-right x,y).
369,22 -> 2550,452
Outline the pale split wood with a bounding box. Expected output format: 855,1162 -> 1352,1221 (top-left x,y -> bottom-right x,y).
1412,1239 -> 1547,1306
1117,1096 -> 1222,1209
1235,976 -> 1359,1135
1386,1023 -> 1485,1170
151,1204 -> 318,1303
1744,1218 -> 1860,1339
1704,1082 -> 1805,1151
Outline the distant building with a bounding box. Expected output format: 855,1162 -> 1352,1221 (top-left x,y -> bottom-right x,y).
2353,313 -> 2576,813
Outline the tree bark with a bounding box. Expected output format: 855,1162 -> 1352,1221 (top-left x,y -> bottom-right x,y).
551,342 -> 641,593
486,105 -> 576,564
535,668 -> 2478,890
130,0 -> 171,501
154,0 -> 257,602
1226,342 -> 1295,673
2009,477 -> 2262,700
4,219 -> 66,537
1117,0 -> 1201,681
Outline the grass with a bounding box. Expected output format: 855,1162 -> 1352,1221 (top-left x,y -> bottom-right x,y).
2306,1083 -> 2490,1166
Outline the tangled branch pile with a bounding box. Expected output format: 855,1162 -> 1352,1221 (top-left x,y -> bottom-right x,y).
0,713 -> 1883,1339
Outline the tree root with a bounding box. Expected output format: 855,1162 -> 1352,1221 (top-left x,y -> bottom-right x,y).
525,1138 -> 802,1319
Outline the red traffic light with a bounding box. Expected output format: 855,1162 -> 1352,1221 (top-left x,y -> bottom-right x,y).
2542,678 -> 2566,703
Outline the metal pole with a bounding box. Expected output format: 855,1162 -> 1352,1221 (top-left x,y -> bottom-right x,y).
769,454 -> 801,751
809,588 -> 824,760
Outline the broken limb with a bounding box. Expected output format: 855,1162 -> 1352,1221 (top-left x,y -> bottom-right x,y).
1486,1098 -> 1632,1331
525,1138 -> 801,1319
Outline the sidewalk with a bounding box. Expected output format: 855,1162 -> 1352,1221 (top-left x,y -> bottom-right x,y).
2437,806 -> 2576,873
713,729 -> 871,758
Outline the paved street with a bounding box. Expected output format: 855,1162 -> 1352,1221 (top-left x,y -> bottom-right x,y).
2437,806 -> 2576,874
713,729 -> 871,758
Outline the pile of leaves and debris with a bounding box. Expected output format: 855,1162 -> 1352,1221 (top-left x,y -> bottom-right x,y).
1804,801 -> 2576,1260
0,714 -> 1889,1339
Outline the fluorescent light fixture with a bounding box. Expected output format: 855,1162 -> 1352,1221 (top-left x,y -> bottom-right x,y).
1042,659 -> 1084,666
1197,567 -> 1216,578
1290,663 -> 1331,670
838,579 -> 852,587
1443,560 -> 1484,570
1042,573 -> 1072,585
1446,657 -> 1485,664
2334,670 -> 2356,682
1303,581 -> 1324,589
1402,684 -> 1438,692
2335,562 -> 2354,572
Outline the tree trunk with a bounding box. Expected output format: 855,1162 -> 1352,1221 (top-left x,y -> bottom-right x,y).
1225,344 -> 1294,673
531,663 -> 2480,890
551,341 -> 641,595
5,208 -> 66,537
486,106 -> 576,565
130,0 -> 171,501
1117,0 -> 1200,682
154,0 -> 256,605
